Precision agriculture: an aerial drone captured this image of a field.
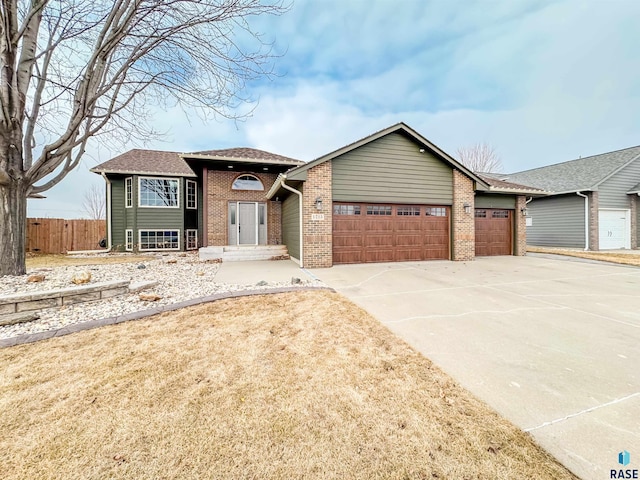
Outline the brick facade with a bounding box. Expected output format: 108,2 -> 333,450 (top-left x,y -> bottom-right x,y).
205,169 -> 281,246
302,161 -> 333,268
452,170 -> 475,261
588,191 -> 599,251
514,196 -> 527,256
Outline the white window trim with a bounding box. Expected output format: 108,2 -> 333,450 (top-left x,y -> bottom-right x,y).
138,229 -> 181,251
125,229 -> 133,251
186,229 -> 198,250
125,177 -> 132,208
138,176 -> 180,209
186,179 -> 197,209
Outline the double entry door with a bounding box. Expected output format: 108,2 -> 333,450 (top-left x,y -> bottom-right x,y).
229,202 -> 267,245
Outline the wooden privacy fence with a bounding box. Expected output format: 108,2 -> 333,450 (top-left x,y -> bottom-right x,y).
27,218 -> 107,254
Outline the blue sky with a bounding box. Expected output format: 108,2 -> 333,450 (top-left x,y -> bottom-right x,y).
29,0 -> 640,218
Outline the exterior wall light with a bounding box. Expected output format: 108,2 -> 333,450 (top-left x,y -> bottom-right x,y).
521,207 -> 529,216
315,197 -> 323,211
463,202 -> 471,214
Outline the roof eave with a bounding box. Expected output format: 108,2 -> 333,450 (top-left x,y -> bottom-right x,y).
90,168 -> 197,178
181,153 -> 303,167
265,173 -> 286,200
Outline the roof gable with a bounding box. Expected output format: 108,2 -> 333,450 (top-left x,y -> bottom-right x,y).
284,122 -> 489,189
506,145 -> 640,194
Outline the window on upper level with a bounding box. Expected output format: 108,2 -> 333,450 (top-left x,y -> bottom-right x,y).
232,174 -> 263,191
139,177 -> 179,208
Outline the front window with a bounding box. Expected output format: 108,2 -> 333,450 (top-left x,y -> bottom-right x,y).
139,230 -> 180,250
186,180 -> 197,209
232,174 -> 263,191
139,177 -> 179,207
125,178 -> 132,208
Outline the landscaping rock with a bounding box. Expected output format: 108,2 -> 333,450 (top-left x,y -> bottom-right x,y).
139,293 -> 162,302
27,274 -> 46,283
291,277 -> 302,285
256,280 -> 268,286
71,271 -> 92,285
137,264 -> 146,269
196,272 -> 205,276
166,259 -> 178,264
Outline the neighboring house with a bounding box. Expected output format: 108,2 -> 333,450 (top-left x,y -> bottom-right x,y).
503,146 -> 640,250
92,122 -> 542,267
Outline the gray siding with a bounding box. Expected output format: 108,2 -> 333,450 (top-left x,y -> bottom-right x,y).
598,158 -> 640,209
527,194 -> 586,248
282,193 -> 300,260
475,194 -> 515,209
332,132 -> 454,204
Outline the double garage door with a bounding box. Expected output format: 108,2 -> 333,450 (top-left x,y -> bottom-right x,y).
333,203 -> 449,264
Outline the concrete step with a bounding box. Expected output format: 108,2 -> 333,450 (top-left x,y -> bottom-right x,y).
199,245 -> 288,262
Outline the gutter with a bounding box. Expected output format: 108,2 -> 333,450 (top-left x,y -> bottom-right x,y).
278,177 -> 304,268
101,173 -> 113,251
576,191 -> 589,251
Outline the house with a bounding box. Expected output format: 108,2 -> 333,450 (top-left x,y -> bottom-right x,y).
504,146 -> 640,250
92,122 -> 542,267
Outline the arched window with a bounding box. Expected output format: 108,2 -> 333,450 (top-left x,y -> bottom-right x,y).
232,174 -> 264,191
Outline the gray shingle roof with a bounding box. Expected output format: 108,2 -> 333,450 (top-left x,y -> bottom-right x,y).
185,147 -> 302,166
476,173 -> 547,194
505,146 -> 640,193
91,149 -> 196,177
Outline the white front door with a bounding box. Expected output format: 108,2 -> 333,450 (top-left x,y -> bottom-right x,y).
238,202 -> 258,245
599,209 -> 630,249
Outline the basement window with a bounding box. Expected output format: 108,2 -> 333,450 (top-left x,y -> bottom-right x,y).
125,229 -> 133,251
139,230 -> 180,250
186,229 -> 198,250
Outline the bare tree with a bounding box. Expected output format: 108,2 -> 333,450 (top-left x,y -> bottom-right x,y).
0,0 -> 287,275
81,184 -> 105,220
456,143 -> 503,173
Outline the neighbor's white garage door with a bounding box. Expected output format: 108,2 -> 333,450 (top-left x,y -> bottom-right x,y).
598,209 -> 630,249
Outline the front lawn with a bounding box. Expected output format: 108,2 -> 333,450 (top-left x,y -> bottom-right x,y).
0,290 -> 575,479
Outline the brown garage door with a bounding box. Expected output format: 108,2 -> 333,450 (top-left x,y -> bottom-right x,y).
333,203 -> 450,264
474,209 -> 513,256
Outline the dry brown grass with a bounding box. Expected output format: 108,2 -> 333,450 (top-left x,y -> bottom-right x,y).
0,291 -> 576,480
528,245 -> 640,267
26,253 -> 152,269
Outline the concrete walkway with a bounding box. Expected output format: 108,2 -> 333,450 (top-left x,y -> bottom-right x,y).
214,259 -> 311,285
314,256 -> 640,480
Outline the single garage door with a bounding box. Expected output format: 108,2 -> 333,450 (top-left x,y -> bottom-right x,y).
475,209 -> 513,256
333,203 -> 449,264
599,209 -> 630,249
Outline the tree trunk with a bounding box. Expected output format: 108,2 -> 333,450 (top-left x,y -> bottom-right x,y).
0,181 -> 27,276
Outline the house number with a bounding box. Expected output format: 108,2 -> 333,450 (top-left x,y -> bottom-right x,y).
311,214 -> 325,221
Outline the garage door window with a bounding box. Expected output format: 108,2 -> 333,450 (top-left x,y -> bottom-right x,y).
474,210 -> 487,218
397,206 -> 420,216
426,207 -> 447,217
334,204 -> 361,215
367,205 -> 392,216
492,210 -> 509,218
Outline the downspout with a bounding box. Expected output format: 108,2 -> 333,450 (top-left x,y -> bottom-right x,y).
101,172 -> 112,251
279,178 -> 304,268
576,191 -> 589,251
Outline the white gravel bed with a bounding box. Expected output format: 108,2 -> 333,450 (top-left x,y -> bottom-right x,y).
0,253 -> 320,340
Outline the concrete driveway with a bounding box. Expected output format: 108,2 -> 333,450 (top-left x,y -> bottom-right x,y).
314,255 -> 640,480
